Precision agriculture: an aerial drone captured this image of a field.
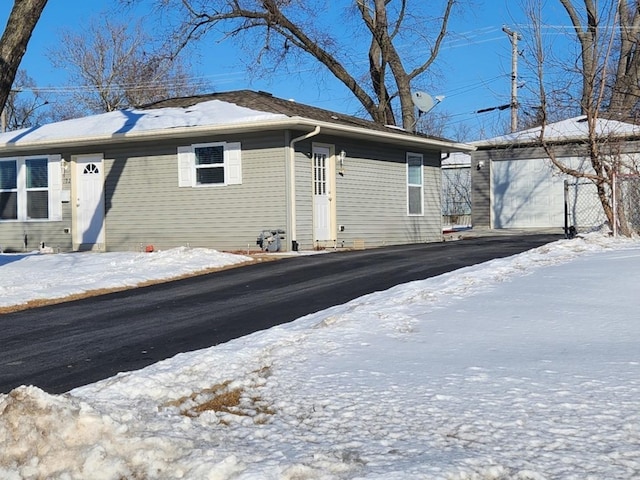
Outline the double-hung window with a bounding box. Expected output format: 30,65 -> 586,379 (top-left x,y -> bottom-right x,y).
0,156 -> 62,221
177,142 -> 242,187
195,145 -> 225,185
407,153 -> 424,216
26,158 -> 49,219
0,160 -> 18,220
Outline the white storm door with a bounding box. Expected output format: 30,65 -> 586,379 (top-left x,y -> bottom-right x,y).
75,156 -> 105,247
313,146 -> 332,241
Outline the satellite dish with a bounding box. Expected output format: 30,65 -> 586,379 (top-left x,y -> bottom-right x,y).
412,91 -> 444,114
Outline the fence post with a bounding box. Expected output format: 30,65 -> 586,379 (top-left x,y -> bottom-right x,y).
612,172 -> 618,237
564,179 -> 569,238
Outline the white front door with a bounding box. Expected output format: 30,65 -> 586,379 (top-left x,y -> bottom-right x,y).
74,155 -> 105,249
313,146 -> 333,242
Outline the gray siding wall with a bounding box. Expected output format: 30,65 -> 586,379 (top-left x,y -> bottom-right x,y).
101,132 -> 288,252
471,151 -> 492,228
292,135 -> 442,250
2,129 -> 445,253
293,144 -> 313,250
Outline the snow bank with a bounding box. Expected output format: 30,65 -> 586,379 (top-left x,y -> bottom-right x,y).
0,386 -> 185,479
0,246 -> 252,309
1,234 -> 640,479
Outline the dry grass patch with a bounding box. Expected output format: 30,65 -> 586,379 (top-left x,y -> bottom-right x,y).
164,367 -> 275,425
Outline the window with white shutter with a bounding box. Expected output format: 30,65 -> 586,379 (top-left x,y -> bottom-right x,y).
177,142 -> 242,187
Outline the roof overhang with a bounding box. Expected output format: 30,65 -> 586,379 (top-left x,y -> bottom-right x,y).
473,134 -> 640,151
0,116 -> 475,155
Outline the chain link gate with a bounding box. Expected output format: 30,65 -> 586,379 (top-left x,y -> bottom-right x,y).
563,180 -> 607,238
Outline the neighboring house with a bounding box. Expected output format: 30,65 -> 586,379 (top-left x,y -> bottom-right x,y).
441,152 -> 471,230
471,116 -> 640,231
0,90 -> 472,253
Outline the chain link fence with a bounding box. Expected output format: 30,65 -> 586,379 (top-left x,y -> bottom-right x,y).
613,174 -> 640,236
564,174 -> 640,237
442,166 -> 471,228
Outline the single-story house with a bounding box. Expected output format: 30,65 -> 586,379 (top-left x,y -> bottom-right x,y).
0,90 -> 473,253
471,116 -> 640,231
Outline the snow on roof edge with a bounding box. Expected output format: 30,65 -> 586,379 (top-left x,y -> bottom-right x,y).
472,115 -> 640,148
0,96 -> 475,153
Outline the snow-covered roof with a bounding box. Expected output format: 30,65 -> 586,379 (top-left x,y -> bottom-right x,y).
0,98 -> 287,148
473,116 -> 640,148
0,90 -> 474,153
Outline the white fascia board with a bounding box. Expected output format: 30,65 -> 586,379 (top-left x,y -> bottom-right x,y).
0,117 -> 475,154
286,118 -> 476,153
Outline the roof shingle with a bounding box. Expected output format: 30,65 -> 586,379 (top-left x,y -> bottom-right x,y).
141,89 -> 450,142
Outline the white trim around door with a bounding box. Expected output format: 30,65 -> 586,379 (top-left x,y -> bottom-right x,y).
73,154 -> 105,251
312,144 -> 336,245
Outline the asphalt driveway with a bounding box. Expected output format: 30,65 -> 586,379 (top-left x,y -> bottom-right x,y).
0,233 -> 561,394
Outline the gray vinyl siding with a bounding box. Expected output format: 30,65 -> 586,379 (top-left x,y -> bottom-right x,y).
1,128 -> 449,253
0,216 -> 71,253
101,132 -> 288,252
293,147 -> 313,250
335,149 -> 441,248
292,137 -> 442,249
471,151 -> 492,227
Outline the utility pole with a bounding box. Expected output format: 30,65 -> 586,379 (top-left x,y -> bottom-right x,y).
503,26 -> 521,133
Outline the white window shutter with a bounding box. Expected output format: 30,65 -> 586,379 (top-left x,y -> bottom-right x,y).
177,146 -> 194,187
48,155 -> 63,221
225,142 -> 242,185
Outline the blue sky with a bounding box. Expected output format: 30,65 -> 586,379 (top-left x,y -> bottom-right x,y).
0,1 -> 571,140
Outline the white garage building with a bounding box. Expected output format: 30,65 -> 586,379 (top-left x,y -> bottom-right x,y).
470,116 -> 640,231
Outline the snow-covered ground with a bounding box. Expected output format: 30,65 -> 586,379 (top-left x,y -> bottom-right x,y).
0,246 -> 253,310
1,235 -> 640,479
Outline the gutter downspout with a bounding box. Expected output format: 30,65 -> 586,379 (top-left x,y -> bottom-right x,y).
289,126 -> 321,251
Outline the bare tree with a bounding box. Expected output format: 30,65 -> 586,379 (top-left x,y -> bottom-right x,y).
134,0 -> 460,130
48,16 -> 203,116
0,0 -> 48,115
2,70 -> 50,131
415,108 -> 454,138
524,0 -> 640,235
600,0 -> 640,119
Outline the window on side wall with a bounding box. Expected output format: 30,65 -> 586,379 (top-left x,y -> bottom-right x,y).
407,152 -> 424,216
177,142 -> 242,187
0,156 -> 62,222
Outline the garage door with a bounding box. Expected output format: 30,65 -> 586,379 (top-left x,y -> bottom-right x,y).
491,158 -> 565,228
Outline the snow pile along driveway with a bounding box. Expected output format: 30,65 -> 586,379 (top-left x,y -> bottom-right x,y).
0,246 -> 252,310
1,236 -> 640,479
